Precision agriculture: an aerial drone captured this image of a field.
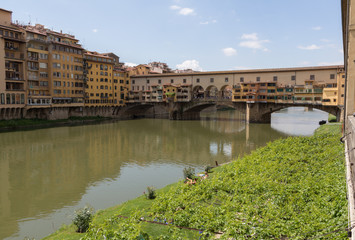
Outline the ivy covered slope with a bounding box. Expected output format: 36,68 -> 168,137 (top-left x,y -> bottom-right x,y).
144,124 -> 347,239
45,124 -> 347,239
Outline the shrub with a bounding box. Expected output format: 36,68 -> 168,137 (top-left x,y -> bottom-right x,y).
205,166 -> 213,173
145,186 -> 156,199
73,205 -> 94,233
183,167 -> 195,179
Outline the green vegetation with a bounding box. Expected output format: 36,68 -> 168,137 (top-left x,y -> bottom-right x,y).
328,114 -> 337,123
145,187 -> 157,200
73,205 -> 95,233
0,116 -> 111,131
44,124 -> 347,239
183,166 -> 195,179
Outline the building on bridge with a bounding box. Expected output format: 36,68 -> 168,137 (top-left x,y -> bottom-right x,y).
129,65 -> 345,107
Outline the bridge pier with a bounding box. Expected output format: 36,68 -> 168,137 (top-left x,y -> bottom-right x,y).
246,102 -> 272,123
169,110 -> 200,120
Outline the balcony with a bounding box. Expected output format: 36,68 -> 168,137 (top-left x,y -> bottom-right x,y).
27,56 -> 39,61
27,36 -> 48,44
5,46 -> 19,51
28,66 -> 39,71
5,52 -> 25,61
3,34 -> 26,42
6,77 -> 24,81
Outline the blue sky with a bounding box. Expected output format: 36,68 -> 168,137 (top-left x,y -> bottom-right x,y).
2,0 -> 343,71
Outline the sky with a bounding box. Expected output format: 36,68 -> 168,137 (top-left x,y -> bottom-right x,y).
2,0 -> 344,71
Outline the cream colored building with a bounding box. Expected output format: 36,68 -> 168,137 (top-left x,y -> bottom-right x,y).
130,65 -> 344,105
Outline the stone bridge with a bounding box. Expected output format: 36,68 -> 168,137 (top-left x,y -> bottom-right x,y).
116,99 -> 342,123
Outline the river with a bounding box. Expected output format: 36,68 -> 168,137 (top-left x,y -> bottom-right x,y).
0,107 -> 329,240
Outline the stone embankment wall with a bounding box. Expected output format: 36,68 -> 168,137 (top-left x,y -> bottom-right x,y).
345,116 -> 355,239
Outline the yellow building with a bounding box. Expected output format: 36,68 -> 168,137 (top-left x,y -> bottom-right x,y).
84,51 -> 114,107
0,8 -> 26,110
24,24 -> 51,107
47,29 -> 84,107
113,68 -> 130,106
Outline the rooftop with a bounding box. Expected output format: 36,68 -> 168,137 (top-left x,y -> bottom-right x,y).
131,65 -> 344,78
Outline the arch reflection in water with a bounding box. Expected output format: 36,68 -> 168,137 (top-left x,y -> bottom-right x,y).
0,108 -> 324,240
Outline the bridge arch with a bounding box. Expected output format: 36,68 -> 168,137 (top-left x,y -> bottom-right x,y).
205,85 -> 218,99
193,85 -> 205,99
246,103 -> 342,123
220,85 -> 233,100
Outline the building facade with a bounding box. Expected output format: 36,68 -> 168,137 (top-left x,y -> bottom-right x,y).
0,8 -> 26,112
130,65 -> 345,106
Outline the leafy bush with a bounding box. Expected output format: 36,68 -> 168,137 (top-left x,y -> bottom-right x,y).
183,167 -> 195,179
145,186 -> 156,199
73,205 -> 94,233
205,166 -> 213,173
328,114 -> 337,122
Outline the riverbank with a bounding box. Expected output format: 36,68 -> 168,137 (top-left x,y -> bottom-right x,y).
0,116 -> 114,132
44,123 -> 347,239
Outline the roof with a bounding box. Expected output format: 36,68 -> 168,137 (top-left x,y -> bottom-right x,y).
0,8 -> 12,13
131,65 -> 344,78
85,51 -> 113,60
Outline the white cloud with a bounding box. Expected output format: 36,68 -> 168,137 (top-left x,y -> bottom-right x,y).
170,5 -> 195,16
92,29 -> 98,33
320,39 -> 331,43
312,26 -> 322,31
298,44 -> 321,50
125,62 -> 138,67
239,33 -> 269,51
241,33 -> 258,41
200,19 -> 217,25
179,8 -> 195,15
222,47 -> 237,56
317,61 -> 344,66
176,60 -> 202,71
170,5 -> 181,10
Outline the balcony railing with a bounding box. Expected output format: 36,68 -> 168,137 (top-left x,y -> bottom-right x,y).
28,67 -> 39,71
5,46 -> 19,51
6,77 -> 24,81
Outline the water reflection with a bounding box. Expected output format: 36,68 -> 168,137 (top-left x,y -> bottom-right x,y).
0,108 -> 326,239
271,107 -> 329,136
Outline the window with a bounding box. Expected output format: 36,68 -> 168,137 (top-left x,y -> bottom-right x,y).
196,78 -> 200,83
39,63 -> 47,69
52,63 -> 61,68
210,78 -> 214,83
310,75 -> 315,80
225,77 -> 228,82
171,79 -> 174,83
147,79 -> 150,84
132,80 -> 135,84
256,77 -> 260,82
0,93 -> 4,104
158,79 -> 161,84
183,79 -> 186,83
291,75 -> 296,81
40,72 -> 48,78
240,77 -> 244,82
39,53 -> 48,59
273,76 -> 277,81
330,74 -> 335,79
